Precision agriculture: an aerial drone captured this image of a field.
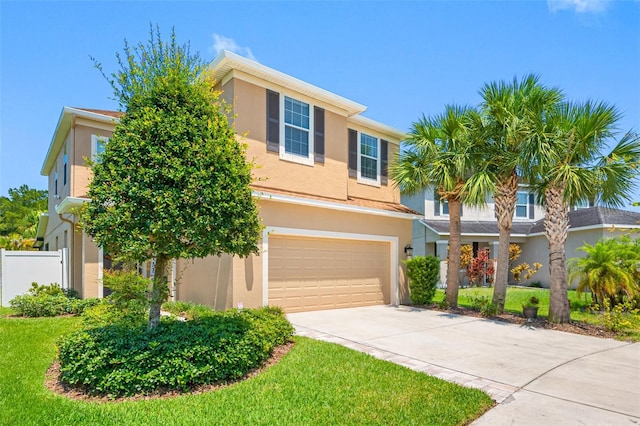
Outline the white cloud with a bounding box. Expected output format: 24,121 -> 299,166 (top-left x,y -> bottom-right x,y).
211,34 -> 256,61
548,0 -> 611,13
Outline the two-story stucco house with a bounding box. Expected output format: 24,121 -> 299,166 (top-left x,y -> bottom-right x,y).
403,186 -> 640,287
35,50 -> 421,313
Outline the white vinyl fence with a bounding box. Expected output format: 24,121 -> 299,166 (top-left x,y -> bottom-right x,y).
0,249 -> 68,307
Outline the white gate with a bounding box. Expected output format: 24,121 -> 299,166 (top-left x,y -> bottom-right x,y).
0,249 -> 68,306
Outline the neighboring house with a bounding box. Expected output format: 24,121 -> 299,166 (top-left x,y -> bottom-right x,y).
35,50 -> 421,313
403,187 -> 640,287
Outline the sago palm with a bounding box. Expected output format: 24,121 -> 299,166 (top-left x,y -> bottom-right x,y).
391,105 -> 487,308
568,237 -> 640,308
478,74 -> 563,312
531,100 -> 640,323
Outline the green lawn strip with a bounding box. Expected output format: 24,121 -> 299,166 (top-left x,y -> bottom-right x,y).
433,287 -> 640,340
1,316 -> 493,426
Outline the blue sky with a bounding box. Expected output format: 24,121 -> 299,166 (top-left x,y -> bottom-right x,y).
1,0 -> 639,208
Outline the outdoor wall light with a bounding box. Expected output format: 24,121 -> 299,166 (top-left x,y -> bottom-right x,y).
404,244 -> 413,257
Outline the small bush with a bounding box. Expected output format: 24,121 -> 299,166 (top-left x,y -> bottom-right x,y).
468,294 -> 497,317
68,298 -> 101,315
58,306 -> 294,397
102,270 -> 150,309
10,293 -> 69,317
405,256 -> 440,305
9,283 -> 82,317
162,300 -> 215,320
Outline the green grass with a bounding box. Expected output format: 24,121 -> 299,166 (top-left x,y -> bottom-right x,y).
0,315 -> 493,426
433,287 -> 640,341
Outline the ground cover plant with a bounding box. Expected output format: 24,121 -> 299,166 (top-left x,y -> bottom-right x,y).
0,313 -> 494,425
58,306 -> 294,397
432,287 -> 640,341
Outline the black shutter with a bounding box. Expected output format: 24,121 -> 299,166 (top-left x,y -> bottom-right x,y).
266,90 -> 279,152
314,107 -> 325,164
348,129 -> 358,178
434,190 -> 440,216
381,139 -> 388,185
460,203 -> 463,217
528,193 -> 535,219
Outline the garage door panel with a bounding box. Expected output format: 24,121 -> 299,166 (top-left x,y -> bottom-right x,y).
268,236 -> 389,313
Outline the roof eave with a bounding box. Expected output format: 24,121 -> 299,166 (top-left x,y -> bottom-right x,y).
41,107 -> 119,176
208,50 -> 367,117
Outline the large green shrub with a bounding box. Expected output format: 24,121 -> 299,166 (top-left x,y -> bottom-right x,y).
58,306 -> 294,397
405,256 -> 440,304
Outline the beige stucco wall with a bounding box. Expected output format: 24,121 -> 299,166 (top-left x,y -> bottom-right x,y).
72,124 -> 113,198
83,235 -> 100,298
230,78 -> 350,200
176,199 -> 412,310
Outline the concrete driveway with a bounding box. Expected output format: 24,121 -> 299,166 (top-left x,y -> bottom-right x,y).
287,305 -> 640,426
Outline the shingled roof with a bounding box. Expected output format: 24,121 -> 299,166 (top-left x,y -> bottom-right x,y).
422,206 -> 640,237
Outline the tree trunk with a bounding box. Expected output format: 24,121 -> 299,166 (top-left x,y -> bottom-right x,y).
544,185 -> 571,323
148,255 -> 170,331
492,173 -> 518,313
446,198 -> 462,308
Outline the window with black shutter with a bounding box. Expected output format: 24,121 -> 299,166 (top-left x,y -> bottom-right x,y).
314,107 -> 325,164
266,89 -> 279,153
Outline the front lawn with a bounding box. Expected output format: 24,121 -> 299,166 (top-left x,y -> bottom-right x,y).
433,287 -> 640,341
0,314 -> 493,425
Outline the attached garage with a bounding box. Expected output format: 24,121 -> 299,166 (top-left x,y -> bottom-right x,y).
266,232 -> 393,313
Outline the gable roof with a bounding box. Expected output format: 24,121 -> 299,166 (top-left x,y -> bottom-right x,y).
421,206 -> 640,238
41,107 -> 120,175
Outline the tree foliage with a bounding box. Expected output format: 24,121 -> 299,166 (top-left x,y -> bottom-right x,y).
83,26 -> 261,330
0,185 -> 47,250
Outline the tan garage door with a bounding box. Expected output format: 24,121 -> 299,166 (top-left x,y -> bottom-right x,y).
268,235 -> 389,313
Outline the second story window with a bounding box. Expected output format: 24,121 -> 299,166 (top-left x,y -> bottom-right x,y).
434,190 -> 463,217
284,96 -> 310,157
360,133 -> 379,182
91,135 -> 109,163
63,144 -> 68,186
54,170 -> 58,197
266,89 -> 324,166
514,191 -> 535,219
348,129 -> 389,187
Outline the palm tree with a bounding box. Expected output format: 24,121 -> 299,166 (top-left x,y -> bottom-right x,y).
568,237 -> 640,308
477,74 -> 563,313
530,100 -> 640,322
391,105 -> 487,308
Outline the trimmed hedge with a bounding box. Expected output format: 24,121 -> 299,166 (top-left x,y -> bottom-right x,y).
405,256 -> 440,304
57,306 -> 294,397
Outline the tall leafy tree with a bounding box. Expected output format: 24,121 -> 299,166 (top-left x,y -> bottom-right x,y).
0,185 -> 47,249
391,105 -> 487,308
530,100 -> 640,322
83,27 -> 261,330
478,75 -> 563,313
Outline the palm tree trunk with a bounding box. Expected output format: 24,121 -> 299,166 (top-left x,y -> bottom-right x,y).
492,173 -> 518,312
545,185 -> 571,323
147,255 -> 170,331
446,197 -> 462,308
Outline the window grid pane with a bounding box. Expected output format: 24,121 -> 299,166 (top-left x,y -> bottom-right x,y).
285,126 -> 309,157
284,96 -> 310,157
515,192 -> 528,217
360,133 -> 378,179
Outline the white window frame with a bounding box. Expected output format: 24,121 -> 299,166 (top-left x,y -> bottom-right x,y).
357,132 -> 381,187
515,191 -> 529,218
279,95 -> 314,166
91,135 -> 110,162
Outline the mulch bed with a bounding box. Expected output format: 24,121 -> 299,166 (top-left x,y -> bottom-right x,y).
423,304 -> 618,339
44,341 -> 294,402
